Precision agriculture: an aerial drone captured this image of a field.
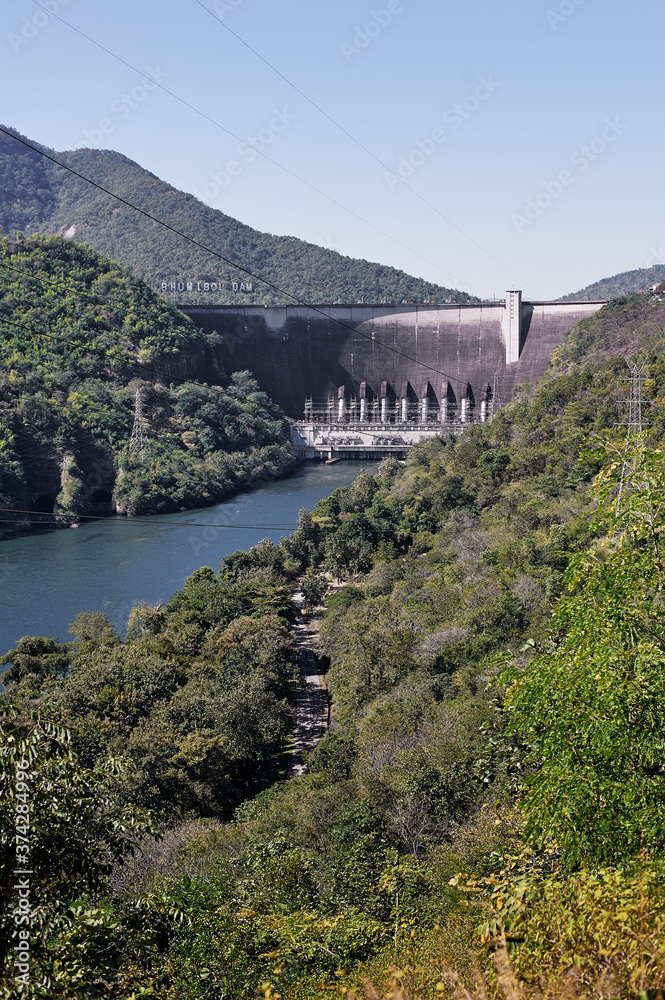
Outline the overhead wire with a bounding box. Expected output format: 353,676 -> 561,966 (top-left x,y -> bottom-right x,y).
0,262 -> 342,419
0,259 -> 507,410
26,0 -> 481,296
0,320 -> 317,432
192,0 -> 532,294
0,308 -> 223,393
0,258 -> 354,420
0,506 -> 297,529
1,256 -> 502,408
0,129 -> 504,403
0,18 -> 529,545
0,298 -> 516,538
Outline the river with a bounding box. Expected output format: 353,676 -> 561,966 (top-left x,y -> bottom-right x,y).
0,461 -> 378,658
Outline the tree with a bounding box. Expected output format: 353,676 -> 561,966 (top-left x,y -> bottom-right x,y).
320,598 -> 417,720
67,611 -> 119,653
0,636 -> 71,686
502,440 -> 665,868
300,568 -> 328,607
0,714 -> 159,995
282,507 -> 321,568
323,513 -> 377,578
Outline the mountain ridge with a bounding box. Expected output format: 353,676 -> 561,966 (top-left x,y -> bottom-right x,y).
561,264 -> 665,301
0,125 -> 475,307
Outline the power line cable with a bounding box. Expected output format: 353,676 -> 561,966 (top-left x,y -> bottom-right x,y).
0,302 -> 324,445
1,258 -> 506,408
0,518 -> 294,530
0,265 -> 331,418
0,292 -> 510,432
192,0 -> 531,293
0,309 -> 225,392
0,507 -> 297,529
0,258 -> 350,388
26,0 -> 481,295
0,296 -> 336,423
0,266 -> 509,412
3,257 -> 508,411
0,313 -> 343,522
0,130 -> 502,403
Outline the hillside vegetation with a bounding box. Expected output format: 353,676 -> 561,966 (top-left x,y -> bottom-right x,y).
561,263 -> 665,300
0,234 -> 295,529
0,126 -> 474,307
3,291 -> 665,996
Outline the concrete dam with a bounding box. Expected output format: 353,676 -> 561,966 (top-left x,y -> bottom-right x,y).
183,292 -> 606,459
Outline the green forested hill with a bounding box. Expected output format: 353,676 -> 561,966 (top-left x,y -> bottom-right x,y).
561,263 -> 665,300
0,125 -> 474,307
4,293 -> 665,996
0,234 -> 295,529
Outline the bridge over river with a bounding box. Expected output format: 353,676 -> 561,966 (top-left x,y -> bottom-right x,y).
183,292 -> 606,459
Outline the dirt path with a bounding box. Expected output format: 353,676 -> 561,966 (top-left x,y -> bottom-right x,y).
289,595 -> 328,777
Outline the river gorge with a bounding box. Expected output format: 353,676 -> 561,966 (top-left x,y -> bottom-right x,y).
0,461 -> 378,661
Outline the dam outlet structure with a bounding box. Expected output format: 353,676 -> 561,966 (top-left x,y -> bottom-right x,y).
183,292 -> 605,460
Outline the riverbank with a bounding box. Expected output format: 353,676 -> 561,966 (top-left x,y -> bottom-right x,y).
0,442 -> 300,542
0,461 -> 379,659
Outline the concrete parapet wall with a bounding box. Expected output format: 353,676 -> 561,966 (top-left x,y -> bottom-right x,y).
184,296 -> 606,418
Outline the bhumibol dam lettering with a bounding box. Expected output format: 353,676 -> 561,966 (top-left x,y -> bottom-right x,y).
161,280 -> 253,293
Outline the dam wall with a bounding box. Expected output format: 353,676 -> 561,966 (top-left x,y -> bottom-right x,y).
183,295 -> 606,420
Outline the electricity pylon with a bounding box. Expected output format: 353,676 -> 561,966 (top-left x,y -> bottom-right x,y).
130,387 -> 151,462
615,358 -> 649,517
489,371 -> 499,422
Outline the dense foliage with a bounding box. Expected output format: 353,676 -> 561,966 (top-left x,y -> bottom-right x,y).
502,443 -> 665,869
0,126 -> 474,307
3,293 -> 665,996
561,263 -> 665,300
0,235 -> 296,524
2,573 -> 299,817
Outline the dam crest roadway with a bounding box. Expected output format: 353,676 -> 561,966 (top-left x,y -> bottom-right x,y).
183,291 -> 606,460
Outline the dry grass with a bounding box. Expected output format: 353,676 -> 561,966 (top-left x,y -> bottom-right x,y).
344,945 -> 664,1000
109,817 -> 232,893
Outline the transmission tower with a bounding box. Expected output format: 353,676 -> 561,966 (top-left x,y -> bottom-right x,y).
489,371 -> 499,422
615,359 -> 649,516
130,387 -> 151,462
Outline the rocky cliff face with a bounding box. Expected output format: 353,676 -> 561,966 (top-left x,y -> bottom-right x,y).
150,334 -> 228,385
1,432 -> 118,538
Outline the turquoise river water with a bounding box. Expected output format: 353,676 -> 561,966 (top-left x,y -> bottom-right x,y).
0,461 -> 378,659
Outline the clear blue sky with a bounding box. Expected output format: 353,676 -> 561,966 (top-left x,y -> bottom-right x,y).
1,0 -> 661,299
